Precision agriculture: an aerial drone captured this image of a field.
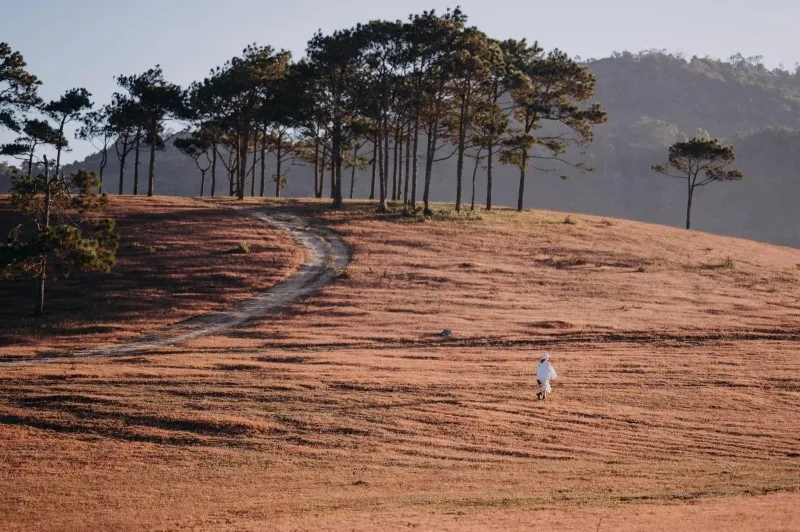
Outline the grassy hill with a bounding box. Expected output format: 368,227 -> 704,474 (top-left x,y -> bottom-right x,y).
1,197 -> 798,529
0,196 -> 300,356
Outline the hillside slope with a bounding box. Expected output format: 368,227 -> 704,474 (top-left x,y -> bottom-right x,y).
1,200 -> 799,529
0,196 -> 301,357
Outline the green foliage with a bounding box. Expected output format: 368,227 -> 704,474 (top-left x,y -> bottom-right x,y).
652,137 -> 743,229
0,42 -> 41,132
430,208 -> 483,222
185,45 -> 295,199
226,241 -> 251,255
1,119 -> 64,175
43,88 -> 93,127
1,168 -> 119,315
43,88 -> 94,173
499,42 -> 607,210
652,137 -> 744,187
113,66 -> 185,195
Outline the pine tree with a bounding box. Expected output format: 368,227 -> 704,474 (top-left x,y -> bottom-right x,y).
1,164 -> 119,317
0,42 -> 41,133
652,138 -> 744,229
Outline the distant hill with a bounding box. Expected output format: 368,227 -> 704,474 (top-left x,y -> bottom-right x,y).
9,51 -> 798,247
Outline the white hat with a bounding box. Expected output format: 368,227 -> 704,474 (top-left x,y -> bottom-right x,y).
541,353 -> 549,361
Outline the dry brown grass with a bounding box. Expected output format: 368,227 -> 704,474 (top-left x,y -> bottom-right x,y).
1,199 -> 798,530
0,196 -> 301,358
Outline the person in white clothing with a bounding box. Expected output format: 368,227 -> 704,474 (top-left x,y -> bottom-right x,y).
536,353 -> 558,400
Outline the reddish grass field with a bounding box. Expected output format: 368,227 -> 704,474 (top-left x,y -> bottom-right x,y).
1,198 -> 798,530
0,196 -> 301,358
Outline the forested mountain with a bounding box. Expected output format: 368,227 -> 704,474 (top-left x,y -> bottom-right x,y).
38,52 -> 800,247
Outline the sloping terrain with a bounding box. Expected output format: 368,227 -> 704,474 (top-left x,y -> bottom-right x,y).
0,196 -> 302,358
0,199 -> 798,530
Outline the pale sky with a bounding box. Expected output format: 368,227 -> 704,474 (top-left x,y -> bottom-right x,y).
3,0 -> 799,164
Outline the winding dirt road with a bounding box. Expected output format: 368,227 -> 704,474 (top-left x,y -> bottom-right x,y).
2,209 -> 350,366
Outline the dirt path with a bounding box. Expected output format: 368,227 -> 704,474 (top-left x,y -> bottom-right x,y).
2,209 -> 350,366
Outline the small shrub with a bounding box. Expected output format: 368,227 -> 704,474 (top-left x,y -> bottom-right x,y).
600,218 -> 616,226
227,241 -> 251,254
636,264 -> 648,273
431,209 -> 483,222
720,257 -> 735,269
563,215 -> 577,225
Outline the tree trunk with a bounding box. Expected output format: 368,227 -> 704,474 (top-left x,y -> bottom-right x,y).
313,136 -> 320,200
251,128 -> 258,197
275,136 -> 283,198
396,127 -> 404,202
147,123 -> 157,197
403,125 -> 411,210
238,129 -> 249,200
260,126 -> 267,197
117,153 -> 126,195
228,148 -> 235,197
423,117 -> 439,216
27,146 -> 35,177
117,133 -> 129,195
411,117 -> 419,209
486,83 -> 500,211
686,184 -> 694,229
377,123 -> 386,212
332,121 -> 343,208
55,118 -> 66,177
35,257 -> 46,318
35,162 -> 52,318
133,130 -> 141,196
470,148 -> 481,211
517,148 -> 527,212
455,91 -> 469,212
392,123 -> 400,201
349,143 -> 357,199
383,120 -> 390,205
369,132 -> 377,200
317,145 -> 327,198
98,144 -> 108,194
210,143 -> 217,197
329,150 -> 335,199
486,140 -> 494,211
200,169 -> 206,197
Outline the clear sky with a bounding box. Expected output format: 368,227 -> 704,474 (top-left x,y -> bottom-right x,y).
3,0 -> 799,164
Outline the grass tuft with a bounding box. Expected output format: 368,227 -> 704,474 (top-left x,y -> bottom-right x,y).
227,241 -> 251,255
431,209 -> 483,222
